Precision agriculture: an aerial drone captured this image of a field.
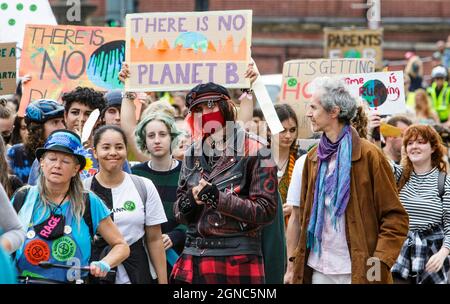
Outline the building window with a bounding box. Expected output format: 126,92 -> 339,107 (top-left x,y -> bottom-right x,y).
106,0 -> 137,26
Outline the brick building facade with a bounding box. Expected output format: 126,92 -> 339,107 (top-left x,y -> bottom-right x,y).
49,0 -> 450,76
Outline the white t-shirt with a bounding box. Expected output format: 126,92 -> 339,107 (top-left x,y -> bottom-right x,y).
286,154 -> 307,207
84,173 -> 167,284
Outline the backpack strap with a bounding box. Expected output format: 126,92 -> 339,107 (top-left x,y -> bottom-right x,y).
81,177 -> 95,238
12,186 -> 31,214
12,186 -> 95,239
438,171 -> 447,200
130,174 -> 148,211
83,192 -> 94,239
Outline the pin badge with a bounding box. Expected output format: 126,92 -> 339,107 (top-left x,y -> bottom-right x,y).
64,225 -> 72,235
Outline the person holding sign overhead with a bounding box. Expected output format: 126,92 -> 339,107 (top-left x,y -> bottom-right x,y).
171,81 -> 278,284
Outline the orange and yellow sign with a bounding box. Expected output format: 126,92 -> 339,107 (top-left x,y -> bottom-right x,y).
125,10 -> 252,91
18,24 -> 125,116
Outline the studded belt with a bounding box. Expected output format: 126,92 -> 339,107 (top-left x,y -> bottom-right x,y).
185,236 -> 259,249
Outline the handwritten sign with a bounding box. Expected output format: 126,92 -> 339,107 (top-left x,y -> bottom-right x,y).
324,28 -> 383,69
18,24 -> 125,116
0,43 -> 16,95
341,71 -> 405,115
280,58 -> 375,138
125,10 -> 252,91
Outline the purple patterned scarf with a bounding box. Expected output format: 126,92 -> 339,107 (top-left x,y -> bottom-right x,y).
307,125 -> 352,254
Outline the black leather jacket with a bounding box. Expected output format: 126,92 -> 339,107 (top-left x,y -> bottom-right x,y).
174,126 -> 278,256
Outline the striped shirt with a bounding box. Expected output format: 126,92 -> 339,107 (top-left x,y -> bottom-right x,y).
393,165 -> 450,249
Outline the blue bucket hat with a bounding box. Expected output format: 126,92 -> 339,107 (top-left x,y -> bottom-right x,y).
35,130 -> 87,170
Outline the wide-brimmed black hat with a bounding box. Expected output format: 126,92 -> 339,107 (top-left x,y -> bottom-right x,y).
36,130 -> 87,170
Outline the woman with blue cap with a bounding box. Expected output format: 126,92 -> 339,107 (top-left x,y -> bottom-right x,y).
11,129 -> 129,283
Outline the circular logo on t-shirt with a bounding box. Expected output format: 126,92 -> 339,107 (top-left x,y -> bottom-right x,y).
124,201 -> 136,212
52,236 -> 76,262
24,239 -> 50,266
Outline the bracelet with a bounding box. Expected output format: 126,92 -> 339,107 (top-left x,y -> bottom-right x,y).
241,88 -> 253,94
91,260 -> 111,272
238,92 -> 253,101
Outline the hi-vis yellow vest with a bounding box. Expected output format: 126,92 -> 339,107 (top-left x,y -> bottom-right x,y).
405,92 -> 416,109
427,81 -> 450,122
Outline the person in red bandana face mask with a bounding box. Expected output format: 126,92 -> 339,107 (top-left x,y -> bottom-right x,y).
171,80 -> 279,284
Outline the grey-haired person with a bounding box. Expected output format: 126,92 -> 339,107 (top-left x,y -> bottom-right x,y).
287,77 -> 408,284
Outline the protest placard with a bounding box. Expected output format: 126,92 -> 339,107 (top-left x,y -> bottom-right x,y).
0,43 -> 16,95
18,24 -> 125,116
125,10 -> 252,91
324,28 -> 383,69
342,71 -> 406,115
0,1 -> 57,67
280,58 -> 376,138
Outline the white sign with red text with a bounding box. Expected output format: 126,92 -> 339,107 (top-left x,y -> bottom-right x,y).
341,71 -> 405,115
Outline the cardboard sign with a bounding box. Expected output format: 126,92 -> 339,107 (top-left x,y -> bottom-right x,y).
342,71 -> 405,115
324,28 -> 383,69
0,43 -> 17,95
0,0 -> 57,68
125,10 -> 252,91
19,24 -> 125,116
280,58 -> 376,138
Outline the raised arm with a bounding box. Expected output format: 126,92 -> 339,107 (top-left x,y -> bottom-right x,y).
237,60 -> 259,124
119,63 -> 150,162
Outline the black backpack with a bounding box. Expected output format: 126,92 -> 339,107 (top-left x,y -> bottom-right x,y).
12,187 -> 95,239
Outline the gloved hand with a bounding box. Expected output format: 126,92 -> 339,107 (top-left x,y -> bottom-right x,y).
90,260 -> 111,278
197,183 -> 219,208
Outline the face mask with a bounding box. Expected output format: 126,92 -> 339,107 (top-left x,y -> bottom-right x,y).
201,111 -> 225,137
34,213 -> 65,240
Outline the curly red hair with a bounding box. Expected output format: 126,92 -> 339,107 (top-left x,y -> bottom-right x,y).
398,124 -> 447,190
